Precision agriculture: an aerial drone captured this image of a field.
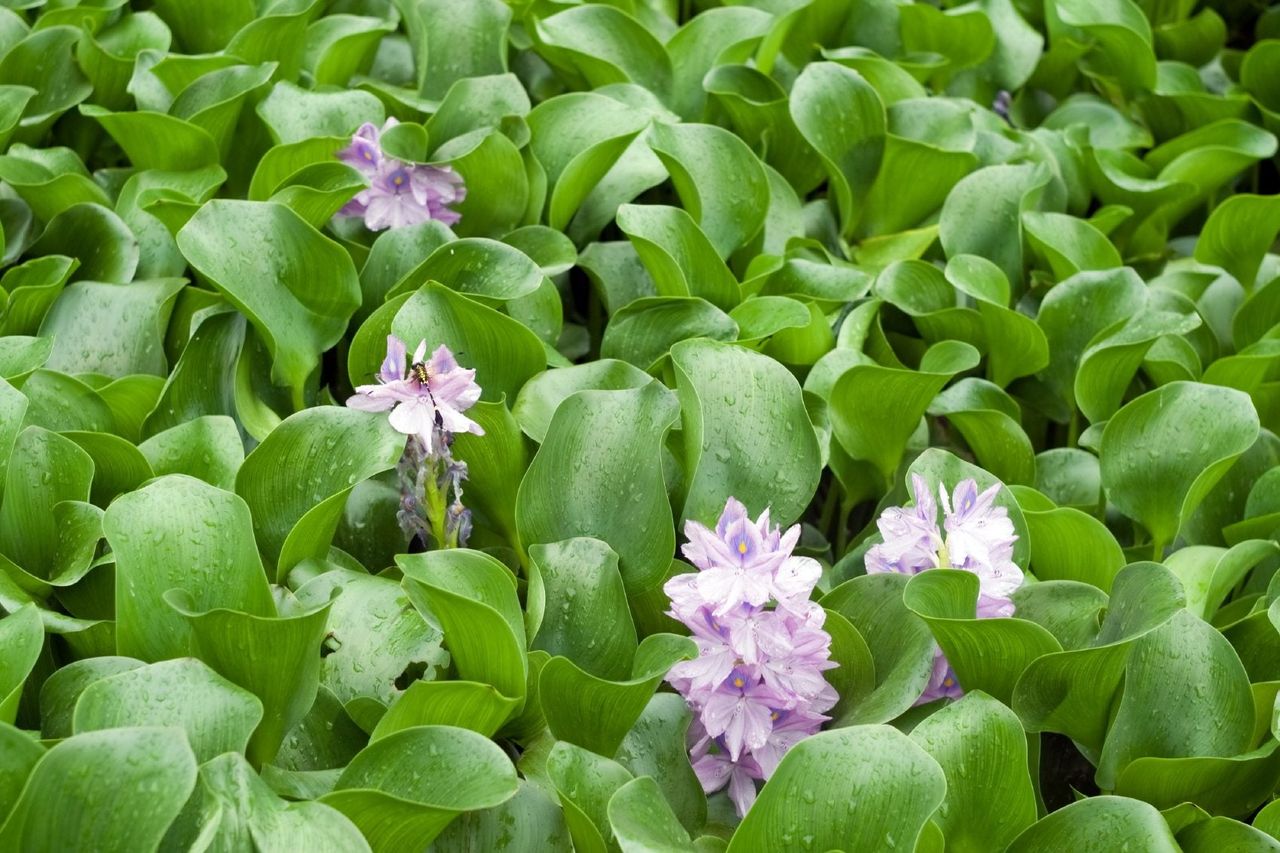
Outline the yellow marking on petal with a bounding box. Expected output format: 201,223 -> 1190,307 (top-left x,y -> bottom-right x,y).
732,677 -> 745,688
738,541 -> 748,554
943,677 -> 954,687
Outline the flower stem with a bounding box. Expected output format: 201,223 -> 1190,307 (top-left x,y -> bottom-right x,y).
422,462 -> 450,549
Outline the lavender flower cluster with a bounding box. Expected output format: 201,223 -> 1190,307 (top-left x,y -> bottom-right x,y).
338,118 -> 465,231
866,475 -> 1024,703
664,499 -> 838,817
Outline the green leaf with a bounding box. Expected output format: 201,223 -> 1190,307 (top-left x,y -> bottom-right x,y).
256,81 -> 384,145
830,341 -> 980,485
601,296 -> 738,370
534,6 -> 672,100
394,0 -> 510,99
671,338 -> 822,527
80,106 -> 220,171
163,752 -> 369,852
371,681 -> 519,742
1097,609 -> 1254,789
235,407 -> 404,578
293,570 -> 447,708
103,475 -> 275,661
615,204 -> 740,311
529,538 -> 636,680
0,605 -> 42,725
927,378 -> 1036,485
547,740 -> 633,853
169,592 -> 332,768
398,549 -> 526,711
607,776 -> 695,853
512,361 -> 652,444
0,427 -> 94,587
72,658 -> 263,763
727,725 -> 946,852
1100,382 -> 1260,555
1074,292 -> 1201,424
28,203 -> 139,284
1005,796 -> 1178,851
304,15 -> 394,87
905,570 -> 1061,704
0,722 -> 41,823
1178,816 -> 1280,852
527,93 -> 652,232
1194,193 -> 1280,289
426,780 -> 570,852
320,725 -> 519,851
1115,740 -> 1280,817
613,693 -> 706,835
1013,562 -> 1185,755
646,122 -> 769,258
539,633 -> 694,758
517,382 -> 679,596
178,199 -> 361,397
1164,540 -> 1280,621
940,164 -> 1049,288
821,574 -> 937,724
0,728 -> 197,852
1051,0 -> 1157,92
41,278 -> 184,378
138,415 -> 243,491
910,692 -> 1037,852
451,399 -> 529,549
1019,500 -> 1125,591
387,238 -> 542,303
789,62 -> 886,239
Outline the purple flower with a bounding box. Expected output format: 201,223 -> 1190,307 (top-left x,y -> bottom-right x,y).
347,335 -> 484,450
866,475 -> 1024,704
337,119 -> 466,231
664,498 -> 837,817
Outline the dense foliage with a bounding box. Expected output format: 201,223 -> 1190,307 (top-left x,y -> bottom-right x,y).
1,0 -> 1279,850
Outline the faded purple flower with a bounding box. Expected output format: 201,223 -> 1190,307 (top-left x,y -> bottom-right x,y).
338,118 -> 466,231
347,336 -> 483,450
665,498 -> 837,818
866,475 -> 1024,704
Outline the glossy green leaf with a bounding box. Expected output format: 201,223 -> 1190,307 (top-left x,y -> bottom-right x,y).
727,725 -> 946,852
1100,382 -> 1260,555
517,382 -> 679,596
320,725 -> 519,851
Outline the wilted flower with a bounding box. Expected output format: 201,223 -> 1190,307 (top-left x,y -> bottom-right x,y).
865,474 -> 1023,704
348,335 -> 483,549
665,498 -> 837,817
338,118 -> 466,230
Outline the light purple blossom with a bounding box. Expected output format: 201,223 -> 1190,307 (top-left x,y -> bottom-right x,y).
338,118 -> 466,231
349,336 -> 483,550
347,335 -> 483,450
665,498 -> 837,817
865,474 -> 1024,704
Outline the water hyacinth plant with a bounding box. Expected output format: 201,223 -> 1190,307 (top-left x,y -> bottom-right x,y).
0,0 -> 1278,850
866,476 -> 1023,704
666,499 -> 836,815
348,335 -> 484,548
338,119 -> 466,230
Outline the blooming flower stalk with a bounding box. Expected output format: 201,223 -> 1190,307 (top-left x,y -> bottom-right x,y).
665,499 -> 838,817
866,475 -> 1023,703
337,118 -> 466,230
347,335 -> 483,548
